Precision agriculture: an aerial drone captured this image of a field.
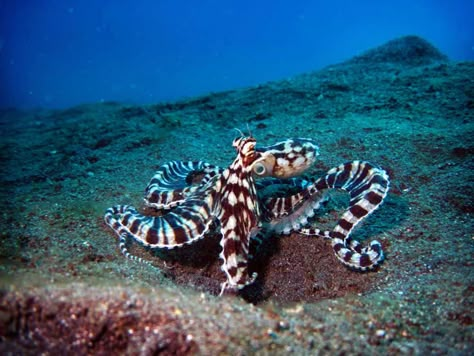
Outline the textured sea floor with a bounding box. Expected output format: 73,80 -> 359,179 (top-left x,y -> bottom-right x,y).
1,36 -> 473,354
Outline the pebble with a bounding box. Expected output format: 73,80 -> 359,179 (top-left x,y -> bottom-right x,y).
375,329 -> 386,337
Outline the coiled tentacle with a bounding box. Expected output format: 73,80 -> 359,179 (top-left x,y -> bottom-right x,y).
104,172 -> 220,253
296,161 -> 390,270
144,160 -> 220,209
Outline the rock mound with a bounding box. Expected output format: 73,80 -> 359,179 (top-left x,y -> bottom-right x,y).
349,35 -> 448,66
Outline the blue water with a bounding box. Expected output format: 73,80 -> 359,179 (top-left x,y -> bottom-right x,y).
1,0 -> 473,109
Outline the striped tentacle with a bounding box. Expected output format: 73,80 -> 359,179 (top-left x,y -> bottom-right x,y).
104,176 -> 219,258
217,137 -> 262,293
247,177 -> 314,257
200,166 -> 223,186
299,161 -> 390,270
261,184 -> 329,235
144,160 -> 220,209
105,205 -> 155,266
257,176 -> 332,239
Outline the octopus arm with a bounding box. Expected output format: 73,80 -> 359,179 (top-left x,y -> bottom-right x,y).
144,160 -> 221,209
104,184 -> 218,262
298,161 -> 390,270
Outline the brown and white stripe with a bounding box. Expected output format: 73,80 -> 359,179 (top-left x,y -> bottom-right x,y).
298,161 -> 389,270
144,160 -> 220,209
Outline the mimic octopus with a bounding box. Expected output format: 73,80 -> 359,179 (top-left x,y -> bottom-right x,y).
105,136 -> 389,295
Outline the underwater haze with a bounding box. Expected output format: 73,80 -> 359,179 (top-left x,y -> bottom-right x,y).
1,0 -> 473,109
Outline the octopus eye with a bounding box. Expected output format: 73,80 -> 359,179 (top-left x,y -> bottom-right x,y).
253,162 -> 267,176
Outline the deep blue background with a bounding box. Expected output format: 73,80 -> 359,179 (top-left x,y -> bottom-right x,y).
1,0 -> 473,109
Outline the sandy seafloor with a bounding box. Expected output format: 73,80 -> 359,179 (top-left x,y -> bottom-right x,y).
0,36 -> 472,354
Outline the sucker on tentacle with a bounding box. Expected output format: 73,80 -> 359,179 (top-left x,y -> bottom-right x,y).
104,135 -> 389,295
